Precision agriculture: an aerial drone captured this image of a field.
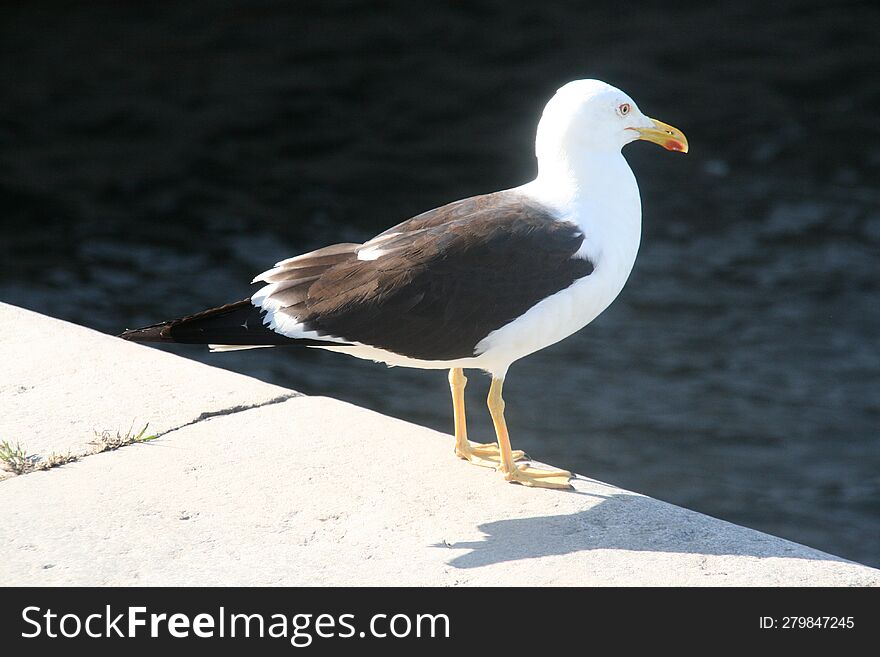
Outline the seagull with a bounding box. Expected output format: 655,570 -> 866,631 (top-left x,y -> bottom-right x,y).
120,79 -> 687,490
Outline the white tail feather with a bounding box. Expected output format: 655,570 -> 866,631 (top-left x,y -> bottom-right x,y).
208,344 -> 275,353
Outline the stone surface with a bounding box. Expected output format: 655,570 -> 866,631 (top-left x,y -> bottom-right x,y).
0,304 -> 877,586
0,302 -> 296,478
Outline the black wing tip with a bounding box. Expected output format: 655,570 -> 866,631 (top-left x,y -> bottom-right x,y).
117,299 -> 255,344
118,323 -> 174,342
118,298 -> 356,349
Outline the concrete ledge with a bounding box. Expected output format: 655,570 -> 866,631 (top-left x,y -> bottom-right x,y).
1,303 -> 877,586
0,303 -> 295,477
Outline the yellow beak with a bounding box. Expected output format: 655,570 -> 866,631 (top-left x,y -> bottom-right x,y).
635,118 -> 689,153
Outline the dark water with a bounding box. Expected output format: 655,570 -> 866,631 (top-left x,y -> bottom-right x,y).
1,1 -> 878,567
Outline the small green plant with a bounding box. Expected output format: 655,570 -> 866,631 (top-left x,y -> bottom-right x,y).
0,422 -> 156,479
0,441 -> 80,476
0,441 -> 39,475
90,423 -> 157,452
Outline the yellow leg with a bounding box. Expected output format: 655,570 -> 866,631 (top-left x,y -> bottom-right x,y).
487,376 -> 572,489
449,368 -> 524,468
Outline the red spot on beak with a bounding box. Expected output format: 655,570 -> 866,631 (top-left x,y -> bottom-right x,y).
665,139 -> 686,152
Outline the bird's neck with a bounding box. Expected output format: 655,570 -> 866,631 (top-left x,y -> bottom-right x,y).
527,149 -> 641,219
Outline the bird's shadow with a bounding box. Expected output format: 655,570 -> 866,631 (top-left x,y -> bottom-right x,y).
437,482 -> 845,570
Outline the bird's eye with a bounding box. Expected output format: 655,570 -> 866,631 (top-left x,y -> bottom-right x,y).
618,103 -> 631,116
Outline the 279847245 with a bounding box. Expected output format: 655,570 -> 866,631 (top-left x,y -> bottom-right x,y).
759,617 -> 854,629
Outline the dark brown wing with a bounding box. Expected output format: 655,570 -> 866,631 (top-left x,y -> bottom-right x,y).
259,191 -> 594,360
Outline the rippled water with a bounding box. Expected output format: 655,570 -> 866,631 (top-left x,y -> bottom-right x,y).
1,1 -> 878,567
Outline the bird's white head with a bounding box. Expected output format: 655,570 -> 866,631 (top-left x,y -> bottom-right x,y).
535,79 -> 688,166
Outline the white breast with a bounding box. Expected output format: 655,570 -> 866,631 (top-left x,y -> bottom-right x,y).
473,152 -> 642,377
